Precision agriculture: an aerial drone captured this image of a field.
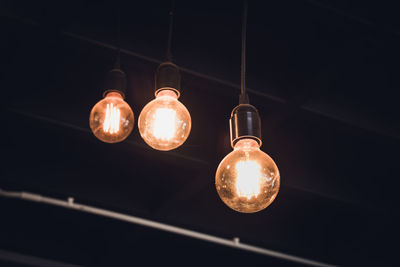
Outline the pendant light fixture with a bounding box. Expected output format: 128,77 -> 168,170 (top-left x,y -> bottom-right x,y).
89,10 -> 134,143
215,0 -> 280,213
138,1 -> 191,151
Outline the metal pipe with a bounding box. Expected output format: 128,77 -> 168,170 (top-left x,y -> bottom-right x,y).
0,188 -> 336,267
0,249 -> 80,267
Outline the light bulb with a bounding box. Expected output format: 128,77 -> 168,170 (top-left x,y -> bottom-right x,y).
215,138 -> 280,213
89,92 -> 134,143
138,89 -> 191,151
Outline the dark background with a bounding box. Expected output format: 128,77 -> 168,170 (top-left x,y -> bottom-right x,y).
1,0 -> 399,266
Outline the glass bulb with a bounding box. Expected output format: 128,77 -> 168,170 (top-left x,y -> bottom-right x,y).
138,90 -> 191,151
89,92 -> 134,143
215,139 -> 280,213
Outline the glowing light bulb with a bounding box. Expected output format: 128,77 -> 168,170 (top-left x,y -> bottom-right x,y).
138,89 -> 191,151
215,138 -> 280,213
89,92 -> 134,143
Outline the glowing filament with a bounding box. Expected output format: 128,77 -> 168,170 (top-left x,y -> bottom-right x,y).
152,108 -> 176,140
235,160 -> 262,199
103,103 -> 120,134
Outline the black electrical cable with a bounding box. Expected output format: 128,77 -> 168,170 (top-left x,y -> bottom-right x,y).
103,3 -> 126,98
115,3 -> 121,69
166,0 -> 175,62
239,0 -> 249,104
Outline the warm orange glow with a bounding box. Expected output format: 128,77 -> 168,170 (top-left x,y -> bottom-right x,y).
235,160 -> 262,199
215,139 -> 280,213
138,89 -> 191,151
153,107 -> 177,140
103,103 -> 121,134
89,92 -> 134,143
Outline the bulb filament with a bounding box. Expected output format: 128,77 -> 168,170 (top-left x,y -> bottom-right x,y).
153,108 -> 177,140
235,160 -> 262,199
103,103 -> 120,134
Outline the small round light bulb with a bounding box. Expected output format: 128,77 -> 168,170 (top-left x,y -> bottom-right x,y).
138,89 -> 191,151
89,92 -> 134,143
215,138 -> 280,213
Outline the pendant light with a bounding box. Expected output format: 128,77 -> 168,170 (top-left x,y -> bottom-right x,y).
89,10 -> 134,143
138,1 -> 191,151
215,0 -> 280,213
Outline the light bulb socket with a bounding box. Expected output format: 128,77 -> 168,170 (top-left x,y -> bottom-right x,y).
155,61 -> 181,98
230,104 -> 262,147
103,68 -> 127,99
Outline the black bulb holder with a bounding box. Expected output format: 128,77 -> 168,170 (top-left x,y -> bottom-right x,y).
229,104 -> 262,148
155,61 -> 181,98
103,68 -> 127,99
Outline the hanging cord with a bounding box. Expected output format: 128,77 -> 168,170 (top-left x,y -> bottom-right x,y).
166,0 -> 175,62
114,4 -> 121,69
239,0 -> 249,104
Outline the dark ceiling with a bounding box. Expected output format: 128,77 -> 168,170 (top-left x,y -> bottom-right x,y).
1,0 -> 399,266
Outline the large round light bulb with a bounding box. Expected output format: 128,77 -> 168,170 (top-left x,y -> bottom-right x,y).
89,92 -> 134,143
215,138 -> 280,213
138,89 -> 191,151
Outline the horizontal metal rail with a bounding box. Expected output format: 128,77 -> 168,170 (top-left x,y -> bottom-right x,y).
0,249 -> 80,267
0,188 -> 336,267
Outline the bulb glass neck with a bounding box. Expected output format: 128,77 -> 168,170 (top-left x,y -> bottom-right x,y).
105,92 -> 123,99
156,89 -> 178,99
233,138 -> 260,151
